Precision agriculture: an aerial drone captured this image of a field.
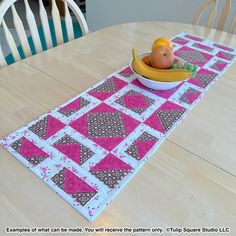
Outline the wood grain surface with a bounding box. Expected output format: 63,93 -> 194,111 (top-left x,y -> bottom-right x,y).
0,22 -> 236,235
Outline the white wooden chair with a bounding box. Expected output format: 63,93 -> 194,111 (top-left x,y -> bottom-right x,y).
192,0 -> 236,34
0,0 -> 89,68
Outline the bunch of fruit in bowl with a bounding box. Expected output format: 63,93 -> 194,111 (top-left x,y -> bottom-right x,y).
131,37 -> 198,90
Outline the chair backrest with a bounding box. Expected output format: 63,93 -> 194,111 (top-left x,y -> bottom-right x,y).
0,0 -> 89,68
192,0 -> 236,34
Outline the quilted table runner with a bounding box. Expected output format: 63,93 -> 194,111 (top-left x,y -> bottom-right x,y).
1,32 -> 235,221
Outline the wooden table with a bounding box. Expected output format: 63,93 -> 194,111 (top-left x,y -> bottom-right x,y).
1,22 -> 236,234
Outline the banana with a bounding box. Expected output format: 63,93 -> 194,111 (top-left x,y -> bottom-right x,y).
131,48 -> 196,82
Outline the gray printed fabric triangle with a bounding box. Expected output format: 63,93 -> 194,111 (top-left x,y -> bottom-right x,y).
156,109 -> 185,133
